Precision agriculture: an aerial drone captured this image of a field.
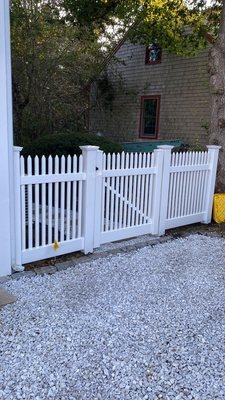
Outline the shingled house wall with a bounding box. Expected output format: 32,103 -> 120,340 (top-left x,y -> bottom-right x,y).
89,42 -> 211,146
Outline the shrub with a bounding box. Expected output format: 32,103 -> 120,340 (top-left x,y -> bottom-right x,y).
173,142 -> 206,153
22,132 -> 123,157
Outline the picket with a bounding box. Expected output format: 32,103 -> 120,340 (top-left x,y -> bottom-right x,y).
12,144 -> 220,270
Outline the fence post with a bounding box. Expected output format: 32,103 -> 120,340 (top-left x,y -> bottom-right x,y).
157,146 -> 173,235
151,145 -> 173,236
203,145 -> 221,224
94,150 -> 103,248
151,148 -> 164,235
13,146 -> 24,272
80,145 -> 99,254
0,1 -> 14,277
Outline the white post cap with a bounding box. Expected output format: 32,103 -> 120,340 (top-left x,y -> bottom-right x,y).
79,145 -> 99,151
13,146 -> 23,152
206,145 -> 221,150
157,145 -> 174,150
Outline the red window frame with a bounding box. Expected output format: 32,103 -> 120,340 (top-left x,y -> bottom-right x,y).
139,95 -> 160,139
145,45 -> 162,65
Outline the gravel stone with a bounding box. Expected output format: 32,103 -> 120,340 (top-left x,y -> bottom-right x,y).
11,271 -> 35,280
0,276 -> 11,283
1,234 -> 225,399
55,261 -> 74,271
34,265 -> 56,275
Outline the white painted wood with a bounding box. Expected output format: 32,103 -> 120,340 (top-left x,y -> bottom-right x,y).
27,156 -> 33,249
203,145 -> 221,223
54,156 -> 59,243
71,155 -> 77,239
102,167 -> 156,177
94,150 -> 103,247
20,156 -> 26,251
167,153 -> 174,219
139,153 -> 146,225
17,152 -> 86,265
186,152 -> 193,216
178,152 -> 185,217
13,145 -> 220,272
157,146 -> 174,235
183,152 -> 191,216
59,156 -> 65,244
34,156 -> 40,248
22,238 -> 84,264
180,152 -> 188,217
165,213 -> 205,229
118,152 -> 125,229
0,0 -> 14,276
165,147 -> 220,230
151,148 -> 164,234
114,153 -> 120,230
169,164 -> 208,172
131,153 -> 138,226
189,152 -> 196,215
77,155 -> 83,238
101,153 -> 107,232
199,152 -> 208,212
127,152 -> 133,227
66,156 -> 72,240
48,156 -> 53,244
135,153 -> 142,226
21,172 -> 86,184
171,152 -> 179,219
80,146 -> 99,253
147,153 -> 154,220
105,153 -> 111,231
13,147 -> 23,271
196,152 -> 204,213
193,152 -> 201,214
101,223 -> 153,244
123,153 -> 129,228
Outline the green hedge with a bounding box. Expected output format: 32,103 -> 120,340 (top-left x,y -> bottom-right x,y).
22,132 -> 123,157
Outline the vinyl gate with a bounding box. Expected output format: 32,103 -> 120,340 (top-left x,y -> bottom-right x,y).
13,145 -> 220,270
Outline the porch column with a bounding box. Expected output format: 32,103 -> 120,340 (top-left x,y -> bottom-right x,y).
0,0 -> 14,276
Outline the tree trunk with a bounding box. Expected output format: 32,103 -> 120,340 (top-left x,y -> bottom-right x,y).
209,0 -> 225,190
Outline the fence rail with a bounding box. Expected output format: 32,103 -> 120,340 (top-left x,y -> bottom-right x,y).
12,144 -> 220,271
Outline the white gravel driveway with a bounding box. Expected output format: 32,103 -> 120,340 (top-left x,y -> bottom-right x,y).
1,234 -> 225,400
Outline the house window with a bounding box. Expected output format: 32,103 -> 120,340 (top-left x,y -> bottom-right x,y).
139,96 -> 160,138
145,43 -> 162,64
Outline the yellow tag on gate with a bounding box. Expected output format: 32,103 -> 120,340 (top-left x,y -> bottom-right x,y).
53,240 -> 60,251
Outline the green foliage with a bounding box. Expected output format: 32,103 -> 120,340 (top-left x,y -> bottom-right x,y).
21,131 -> 123,157
63,0 -> 123,30
11,0 -> 106,144
11,0 -> 222,149
97,73 -> 115,108
127,1 -> 207,56
63,0 -> 217,56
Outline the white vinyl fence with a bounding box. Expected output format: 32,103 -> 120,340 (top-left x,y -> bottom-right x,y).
13,144 -> 220,270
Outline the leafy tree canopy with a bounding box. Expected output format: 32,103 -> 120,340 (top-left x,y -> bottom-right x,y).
11,0 -> 106,144
63,0 -> 222,55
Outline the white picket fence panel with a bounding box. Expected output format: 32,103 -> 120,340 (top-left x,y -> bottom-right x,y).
165,151 -> 209,230
14,151 -> 85,266
13,144 -> 220,270
97,150 -> 161,245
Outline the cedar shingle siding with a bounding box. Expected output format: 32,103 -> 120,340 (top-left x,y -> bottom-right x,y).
89,42 -> 211,145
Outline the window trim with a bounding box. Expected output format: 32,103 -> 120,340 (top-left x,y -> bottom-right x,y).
145,45 -> 162,65
139,95 -> 160,139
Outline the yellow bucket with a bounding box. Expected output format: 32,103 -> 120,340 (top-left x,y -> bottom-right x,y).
213,193 -> 225,223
